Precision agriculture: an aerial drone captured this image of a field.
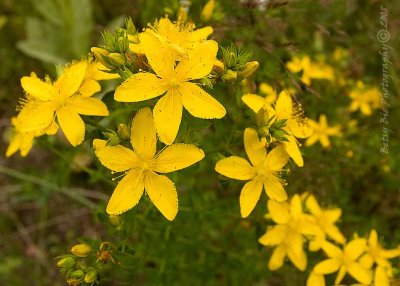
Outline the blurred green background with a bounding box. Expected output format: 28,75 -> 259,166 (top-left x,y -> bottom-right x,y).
0,0 -> 399,285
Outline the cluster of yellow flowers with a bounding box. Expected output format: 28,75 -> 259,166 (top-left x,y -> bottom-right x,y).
257,193 -> 400,286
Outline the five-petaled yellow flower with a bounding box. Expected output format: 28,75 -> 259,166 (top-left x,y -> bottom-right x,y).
93,107 -> 205,220
17,60 -> 110,146
242,90 -> 312,167
305,114 -> 341,149
115,34 -> 226,145
259,195 -> 321,271
311,239 -> 372,285
349,81 -> 381,116
305,194 -> 346,251
215,128 -> 289,218
359,229 -> 400,286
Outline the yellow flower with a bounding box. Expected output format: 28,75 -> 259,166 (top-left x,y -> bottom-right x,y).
243,90 -> 312,167
6,116 -> 58,157
17,60 -> 109,146
305,194 -> 346,251
215,128 -> 289,217
241,83 -> 277,111
349,81 -> 381,116
129,16 -> 213,61
115,35 -> 226,144
286,55 -> 334,86
313,240 -> 373,285
306,114 -> 341,149
93,107 -> 204,220
259,195 -> 321,271
359,230 -> 400,286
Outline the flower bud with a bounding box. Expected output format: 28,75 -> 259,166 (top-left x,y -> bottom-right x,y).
117,123 -> 130,140
84,269 -> 98,284
237,61 -> 259,78
109,214 -> 122,227
201,0 -> 215,22
70,269 -> 85,279
221,69 -> 237,84
91,47 -> 110,66
57,256 -> 76,268
71,244 -> 92,258
125,17 -> 137,35
102,130 -> 120,146
256,107 -> 269,127
212,60 -> 225,75
117,36 -> 129,52
108,53 -> 126,66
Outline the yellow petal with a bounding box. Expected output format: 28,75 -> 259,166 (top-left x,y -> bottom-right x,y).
153,144 -> 204,173
305,194 -> 321,215
262,175 -> 287,202
375,265 -> 390,286
264,145 -> 289,171
324,208 -> 342,223
258,225 -> 287,246
191,26 -> 213,41
268,245 -> 286,271
106,171 -> 144,215
215,156 -> 256,180
130,107 -> 157,159
345,238 -> 367,260
347,262 -> 373,284
290,194 -> 302,219
307,272 -> 325,286
325,225 -> 346,245
179,82 -> 226,119
288,119 -> 313,138
20,76 -> 55,101
314,258 -> 341,274
275,90 -> 293,120
176,40 -> 218,80
244,128 -> 266,167
79,78 -> 101,97
334,265 -> 347,285
55,61 -> 87,98
368,229 -> 378,248
305,134 -> 319,146
284,136 -> 303,167
88,61 -> 120,81
359,254 -> 374,269
66,95 -> 109,116
140,32 -> 175,78
56,107 -> 85,146
321,241 -> 342,258
153,90 -> 183,145
17,101 -> 55,132
287,243 -> 307,271
93,139 -> 140,172
267,200 -> 290,224
239,178 -> 263,218
6,133 -> 23,157
114,72 -> 168,102
241,94 -> 265,113
144,172 -> 178,221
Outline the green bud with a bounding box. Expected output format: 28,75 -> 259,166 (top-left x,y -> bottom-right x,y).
57,256 -> 76,268
84,269 -> 98,284
256,107 -> 269,127
70,269 -> 85,279
109,214 -> 122,227
108,53 -> 126,66
221,69 -> 237,84
237,61 -> 259,78
102,130 -> 120,146
117,123 -> 130,140
125,17 -> 137,35
224,51 -> 237,69
91,47 -> 110,66
117,36 -> 129,53
199,77 -> 214,88
71,244 -> 92,258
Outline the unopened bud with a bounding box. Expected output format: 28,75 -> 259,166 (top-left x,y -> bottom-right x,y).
201,0 -> 215,22
125,18 -> 137,35
91,47 -> 109,64
70,269 -> 85,279
57,256 -> 76,268
224,51 -> 237,68
221,69 -> 237,84
237,61 -> 259,78
84,269 -> 98,284
256,107 -> 269,127
212,60 -> 225,75
109,214 -> 122,227
71,244 -> 92,258
117,36 -> 128,52
108,53 -> 126,66
117,123 -> 130,140
102,130 -> 120,146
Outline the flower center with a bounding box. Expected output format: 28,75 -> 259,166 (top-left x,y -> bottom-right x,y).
168,77 -> 180,88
